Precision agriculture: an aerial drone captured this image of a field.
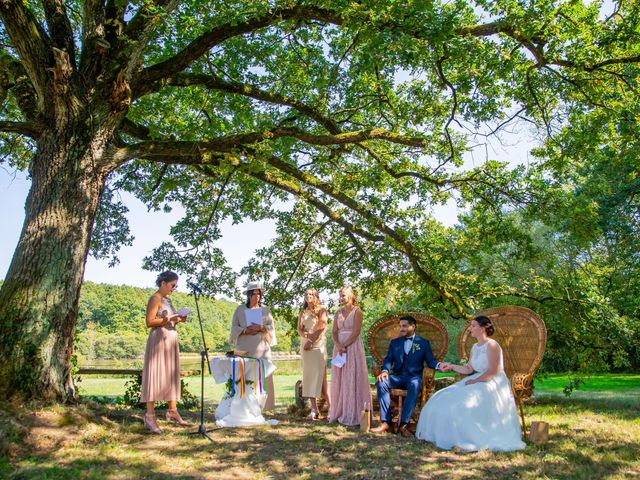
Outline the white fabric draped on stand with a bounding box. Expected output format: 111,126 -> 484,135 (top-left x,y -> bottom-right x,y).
210,355 -> 278,427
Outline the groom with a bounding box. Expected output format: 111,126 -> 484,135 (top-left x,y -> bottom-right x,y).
371,315 -> 445,437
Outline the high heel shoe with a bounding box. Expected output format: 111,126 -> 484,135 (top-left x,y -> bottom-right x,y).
144,413 -> 162,434
165,409 -> 190,426
306,409 -> 319,421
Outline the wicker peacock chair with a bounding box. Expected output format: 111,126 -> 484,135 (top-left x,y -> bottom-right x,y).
367,312 -> 449,424
457,306 -> 547,433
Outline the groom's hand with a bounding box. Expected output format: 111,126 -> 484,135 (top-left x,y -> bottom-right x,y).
376,371 -> 389,383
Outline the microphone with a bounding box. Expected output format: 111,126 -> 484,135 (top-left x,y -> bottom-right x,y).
188,282 -> 203,294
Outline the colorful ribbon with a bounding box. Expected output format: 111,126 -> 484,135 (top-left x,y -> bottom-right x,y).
231,357 -> 236,397
230,355 -> 266,397
238,357 -> 245,397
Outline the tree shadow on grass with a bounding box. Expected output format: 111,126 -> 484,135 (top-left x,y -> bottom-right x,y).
2,405 -> 639,479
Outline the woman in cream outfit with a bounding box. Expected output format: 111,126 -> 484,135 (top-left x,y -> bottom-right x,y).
229,281 -> 277,411
297,288 -> 330,420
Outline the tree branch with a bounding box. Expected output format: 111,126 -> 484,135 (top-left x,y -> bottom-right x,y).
112,126 -> 430,164
120,137 -> 466,313
457,21 -> 546,65
124,0 -> 181,43
0,2 -> 52,109
456,18 -> 640,73
136,72 -> 341,134
42,0 -> 76,68
123,1 -> 181,79
282,219 -> 332,291
120,118 -> 152,140
0,121 -> 43,138
79,0 -> 108,79
435,54 -> 458,163
133,5 -> 342,90
240,148 -> 466,314
0,55 -> 38,120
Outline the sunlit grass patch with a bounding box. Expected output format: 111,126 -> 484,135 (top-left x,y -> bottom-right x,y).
2,374 -> 639,479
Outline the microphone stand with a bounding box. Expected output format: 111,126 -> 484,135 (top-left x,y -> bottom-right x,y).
187,283 -> 215,443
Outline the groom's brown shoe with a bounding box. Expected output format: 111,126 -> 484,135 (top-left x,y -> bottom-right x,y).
370,422 -> 395,434
398,423 -> 414,438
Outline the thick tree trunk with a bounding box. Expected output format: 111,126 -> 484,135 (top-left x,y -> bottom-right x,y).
0,127 -> 110,402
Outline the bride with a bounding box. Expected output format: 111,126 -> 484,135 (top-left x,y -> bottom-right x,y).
415,315 -> 526,452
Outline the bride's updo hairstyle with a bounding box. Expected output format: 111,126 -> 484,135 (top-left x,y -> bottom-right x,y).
474,315 -> 495,336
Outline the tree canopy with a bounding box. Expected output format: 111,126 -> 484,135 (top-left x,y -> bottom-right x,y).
1,0 -> 639,401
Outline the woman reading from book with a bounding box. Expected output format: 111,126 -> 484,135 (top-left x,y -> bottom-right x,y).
140,270 -> 190,434
229,281 -> 277,411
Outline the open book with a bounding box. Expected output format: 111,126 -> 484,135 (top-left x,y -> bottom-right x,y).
245,308 -> 263,326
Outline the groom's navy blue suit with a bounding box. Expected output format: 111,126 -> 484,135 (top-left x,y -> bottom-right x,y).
377,335 -> 440,426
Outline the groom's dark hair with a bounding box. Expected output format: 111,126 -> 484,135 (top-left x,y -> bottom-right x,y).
399,315 -> 417,326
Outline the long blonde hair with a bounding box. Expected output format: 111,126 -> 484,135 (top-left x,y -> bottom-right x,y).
339,286 -> 359,307
302,288 -> 321,313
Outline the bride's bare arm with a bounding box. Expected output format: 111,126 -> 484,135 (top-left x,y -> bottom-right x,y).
465,342 -> 500,384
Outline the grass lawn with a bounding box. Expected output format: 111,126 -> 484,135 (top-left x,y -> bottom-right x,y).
535,373 -> 640,400
1,373 -> 638,479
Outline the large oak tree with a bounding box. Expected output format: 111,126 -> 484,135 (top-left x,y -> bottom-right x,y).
1,0 -> 638,401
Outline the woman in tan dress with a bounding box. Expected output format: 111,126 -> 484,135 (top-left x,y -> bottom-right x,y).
141,271 -> 190,434
229,281 -> 277,411
297,288 -> 330,420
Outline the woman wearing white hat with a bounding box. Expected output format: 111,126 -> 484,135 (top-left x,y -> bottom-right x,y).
229,281 -> 277,411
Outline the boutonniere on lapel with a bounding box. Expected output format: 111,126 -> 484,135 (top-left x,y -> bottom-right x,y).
411,342 -> 421,353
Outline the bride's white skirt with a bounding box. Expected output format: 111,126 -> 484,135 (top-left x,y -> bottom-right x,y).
416,372 -> 526,452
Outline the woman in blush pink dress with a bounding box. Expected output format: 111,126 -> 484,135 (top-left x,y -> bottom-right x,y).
140,271 -> 190,434
328,286 -> 372,426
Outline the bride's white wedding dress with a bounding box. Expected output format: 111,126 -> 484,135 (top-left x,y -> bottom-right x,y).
415,339 -> 526,452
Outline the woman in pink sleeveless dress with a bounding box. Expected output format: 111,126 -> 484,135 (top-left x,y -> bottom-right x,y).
140,271 -> 190,434
328,286 -> 372,426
